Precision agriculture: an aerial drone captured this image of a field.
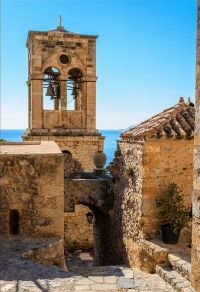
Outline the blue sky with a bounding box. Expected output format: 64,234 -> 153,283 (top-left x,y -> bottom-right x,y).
1,0 -> 197,129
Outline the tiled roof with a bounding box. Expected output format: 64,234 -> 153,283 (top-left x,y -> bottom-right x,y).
121,97 -> 195,141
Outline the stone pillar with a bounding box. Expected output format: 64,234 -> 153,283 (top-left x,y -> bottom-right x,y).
60,79 -> 67,110
86,78 -> 96,130
75,82 -> 82,110
54,98 -> 60,110
31,79 -> 43,128
27,82 -> 31,129
192,1 -> 200,290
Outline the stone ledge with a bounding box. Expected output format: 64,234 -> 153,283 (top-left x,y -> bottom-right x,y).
142,240 -> 168,263
20,237 -> 66,271
156,264 -> 195,292
168,254 -> 191,282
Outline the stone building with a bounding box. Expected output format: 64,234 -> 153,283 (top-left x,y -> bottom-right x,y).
22,23 -> 104,250
109,97 -> 194,269
192,0 -> 200,290
0,141 -> 64,238
23,22 -> 104,169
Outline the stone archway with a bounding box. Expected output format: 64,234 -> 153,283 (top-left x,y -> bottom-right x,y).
64,173 -> 115,266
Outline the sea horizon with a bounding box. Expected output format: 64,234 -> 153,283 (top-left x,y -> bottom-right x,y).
0,129 -> 122,165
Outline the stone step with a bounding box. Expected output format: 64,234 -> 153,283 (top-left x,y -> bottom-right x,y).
142,240 -> 168,264
168,254 -> 191,281
156,264 -> 195,292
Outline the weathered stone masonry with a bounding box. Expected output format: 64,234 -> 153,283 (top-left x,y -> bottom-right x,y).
64,205 -> 93,251
63,172 -> 114,266
142,139 -> 193,243
109,141 -> 144,267
22,24 -> 105,249
108,99 -> 195,273
192,0 -> 200,290
0,142 -> 64,238
23,25 -> 104,171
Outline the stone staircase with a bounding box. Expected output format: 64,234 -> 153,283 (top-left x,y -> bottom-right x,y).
156,254 -> 194,292
142,239 -> 195,291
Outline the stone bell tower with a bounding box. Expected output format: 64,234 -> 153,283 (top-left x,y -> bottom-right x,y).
23,20 -> 104,170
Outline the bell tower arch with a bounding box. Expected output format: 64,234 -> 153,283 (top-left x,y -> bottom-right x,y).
23,22 -> 104,171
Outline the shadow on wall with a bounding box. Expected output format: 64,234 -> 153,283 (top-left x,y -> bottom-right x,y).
63,151 -> 83,179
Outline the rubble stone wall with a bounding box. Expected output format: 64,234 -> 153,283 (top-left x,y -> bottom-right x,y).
110,140 -> 144,267
23,238 -> 66,270
64,205 -> 93,251
110,138 -> 193,271
64,176 -> 109,255
64,178 -> 109,211
192,0 -> 200,290
143,139 -> 193,244
0,153 -> 64,238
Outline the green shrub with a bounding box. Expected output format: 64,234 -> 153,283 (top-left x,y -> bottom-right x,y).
156,182 -> 190,234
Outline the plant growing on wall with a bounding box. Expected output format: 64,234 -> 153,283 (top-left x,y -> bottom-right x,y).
156,182 -> 190,243
124,166 -> 134,177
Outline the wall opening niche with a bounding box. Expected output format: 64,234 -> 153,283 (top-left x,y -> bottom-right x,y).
9,209 -> 19,235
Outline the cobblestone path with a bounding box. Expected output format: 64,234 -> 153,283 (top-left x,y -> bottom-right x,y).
0,242 -> 174,291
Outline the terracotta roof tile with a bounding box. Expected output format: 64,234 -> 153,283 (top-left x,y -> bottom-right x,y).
121,97 -> 195,141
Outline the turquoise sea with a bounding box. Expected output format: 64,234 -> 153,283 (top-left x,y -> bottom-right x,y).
0,129 -> 122,165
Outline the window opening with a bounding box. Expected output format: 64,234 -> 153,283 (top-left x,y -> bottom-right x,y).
43,67 -> 60,110
67,68 -> 83,110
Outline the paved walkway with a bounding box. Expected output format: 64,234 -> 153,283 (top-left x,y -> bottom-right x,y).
0,238 -> 175,291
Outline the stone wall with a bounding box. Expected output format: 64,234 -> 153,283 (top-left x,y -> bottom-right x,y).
23,238 -> 66,270
64,205 -> 93,251
192,0 -> 200,290
24,134 -> 104,171
110,138 -> 193,271
64,174 -> 110,259
142,139 -> 193,244
0,151 -> 64,238
110,141 -> 144,267
64,176 -> 110,212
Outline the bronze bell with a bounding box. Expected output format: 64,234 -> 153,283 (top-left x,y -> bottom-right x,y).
45,84 -> 55,97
